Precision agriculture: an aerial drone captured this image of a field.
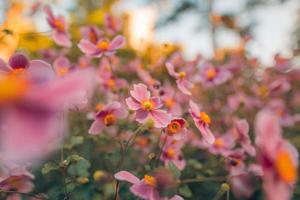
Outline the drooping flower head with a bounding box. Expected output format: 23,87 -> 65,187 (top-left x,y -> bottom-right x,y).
78,35 -> 125,58
165,118 -> 187,140
44,5 -> 71,47
126,84 -> 171,128
189,100 -> 215,144
166,62 -> 193,95
89,101 -> 128,135
255,110 -> 298,200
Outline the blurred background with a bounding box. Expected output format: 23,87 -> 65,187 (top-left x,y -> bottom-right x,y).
0,0 -> 300,63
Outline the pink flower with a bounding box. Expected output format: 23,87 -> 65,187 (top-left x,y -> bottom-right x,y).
78,35 -> 125,58
165,118 -> 187,140
189,100 -> 215,144
160,85 -> 183,117
196,64 -> 231,87
44,5 -> 71,47
0,61 -> 95,163
89,102 -> 128,135
104,13 -> 121,35
114,171 -> 182,200
255,110 -> 298,200
53,56 -> 72,77
126,84 -> 171,128
160,138 -> 186,170
208,133 -> 235,156
80,25 -> 102,44
232,119 -> 256,156
166,62 -> 193,95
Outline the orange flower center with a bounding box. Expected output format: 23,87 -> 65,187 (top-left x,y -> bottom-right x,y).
200,112 -> 211,125
178,71 -> 186,79
6,177 -> 24,189
144,175 -> 157,187
106,78 -> 116,89
142,100 -> 154,110
97,40 -> 110,50
275,149 -> 297,184
258,86 -> 269,97
165,147 -> 176,158
167,121 -> 181,135
214,138 -> 224,148
206,68 -> 217,80
53,19 -> 65,32
103,113 -> 116,126
0,75 -> 28,104
95,103 -> 104,111
57,67 -> 69,77
164,98 -> 175,109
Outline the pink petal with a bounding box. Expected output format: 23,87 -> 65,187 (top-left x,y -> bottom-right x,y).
135,109 -> 149,123
114,171 -> 140,184
197,124 -> 215,144
53,31 -> 71,48
130,83 -> 150,102
109,35 -> 125,50
27,60 -> 55,81
150,110 -> 172,128
166,62 -> 177,77
126,97 -> 141,110
78,39 -> 98,56
176,79 -> 192,95
130,182 -> 154,199
189,100 -> 200,115
88,120 -> 104,135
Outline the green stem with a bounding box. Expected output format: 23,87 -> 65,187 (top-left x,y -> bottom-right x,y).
180,176 -> 227,184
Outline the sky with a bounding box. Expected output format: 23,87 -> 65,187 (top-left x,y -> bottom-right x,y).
0,0 -> 299,64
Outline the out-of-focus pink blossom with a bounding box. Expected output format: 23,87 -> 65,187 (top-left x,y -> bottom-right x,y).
78,35 -> 125,58
44,5 -> 71,47
166,62 -> 193,95
189,100 -> 215,144
255,110 -> 298,200
104,13 -> 122,35
196,64 -> 231,87
89,102 -> 128,135
126,84 -> 171,128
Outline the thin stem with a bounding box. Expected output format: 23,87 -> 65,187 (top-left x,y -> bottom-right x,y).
208,0 -> 217,55
60,113 -> 68,200
114,125 -> 145,200
155,133 -> 167,167
212,188 -> 226,200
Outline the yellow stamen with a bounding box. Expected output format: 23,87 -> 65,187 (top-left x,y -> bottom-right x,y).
258,86 -> 269,97
200,112 -> 211,125
144,175 -> 157,187
53,19 -> 65,32
165,148 -> 176,158
178,71 -> 186,79
97,40 -> 110,50
103,113 -> 116,126
275,149 -> 297,184
106,78 -> 116,89
214,138 -> 224,148
142,100 -> 154,110
0,75 -> 28,103
95,103 -> 104,111
167,121 -> 181,135
164,98 -> 175,109
206,68 -> 217,80
57,67 -> 69,77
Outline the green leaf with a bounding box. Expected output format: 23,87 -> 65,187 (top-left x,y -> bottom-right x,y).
179,185 -> 192,197
168,161 -> 181,179
41,162 -> 59,174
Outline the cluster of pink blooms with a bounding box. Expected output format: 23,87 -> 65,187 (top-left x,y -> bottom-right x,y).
0,4 -> 299,200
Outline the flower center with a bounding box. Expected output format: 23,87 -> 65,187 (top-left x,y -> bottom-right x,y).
54,19 -> 65,32
57,67 -> 69,77
214,138 -> 224,148
167,121 -> 181,135
103,113 -> 116,126
106,78 -> 116,89
164,98 -> 175,109
258,85 -> 269,97
0,75 -> 28,104
95,103 -> 104,111
165,148 -> 176,158
142,100 -> 154,110
144,175 -> 156,187
206,68 -> 217,80
97,40 -> 110,50
178,71 -> 186,79
200,112 -> 211,125
275,149 -> 297,184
